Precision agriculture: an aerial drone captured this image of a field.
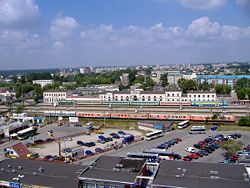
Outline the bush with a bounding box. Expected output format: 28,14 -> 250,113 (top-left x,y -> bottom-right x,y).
238,116 -> 250,127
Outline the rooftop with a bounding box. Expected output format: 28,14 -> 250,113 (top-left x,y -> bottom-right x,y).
79,156 -> 146,184
197,75 -> 250,79
0,158 -> 85,188
152,160 -> 250,188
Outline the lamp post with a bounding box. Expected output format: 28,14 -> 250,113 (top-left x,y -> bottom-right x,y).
13,174 -> 24,188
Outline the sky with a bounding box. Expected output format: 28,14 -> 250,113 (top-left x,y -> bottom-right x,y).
0,0 -> 250,70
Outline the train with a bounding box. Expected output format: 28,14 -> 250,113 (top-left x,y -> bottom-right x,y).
101,100 -> 229,107
43,110 -> 236,122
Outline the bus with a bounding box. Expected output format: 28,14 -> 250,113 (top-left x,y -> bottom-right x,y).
17,127 -> 38,140
178,120 -> 190,129
127,152 -> 159,161
189,126 -> 206,134
145,130 -> 163,141
143,149 -> 181,160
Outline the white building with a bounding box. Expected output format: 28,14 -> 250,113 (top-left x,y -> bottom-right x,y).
33,80 -> 54,88
100,90 -> 216,103
43,91 -> 67,104
187,91 -> 216,102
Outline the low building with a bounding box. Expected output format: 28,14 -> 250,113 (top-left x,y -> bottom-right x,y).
0,158 -> 84,188
151,160 -> 250,188
80,67 -> 91,74
78,156 -> 147,187
4,143 -> 31,158
32,80 -> 54,88
120,73 -> 130,86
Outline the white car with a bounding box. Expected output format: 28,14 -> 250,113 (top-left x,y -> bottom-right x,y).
64,137 -> 73,141
185,147 -> 196,153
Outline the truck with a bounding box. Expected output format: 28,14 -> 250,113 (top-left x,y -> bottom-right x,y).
122,135 -> 134,144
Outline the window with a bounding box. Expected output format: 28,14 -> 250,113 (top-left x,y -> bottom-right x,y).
189,95 -> 191,98
167,93 -> 170,97
198,95 -> 200,98
177,93 -> 179,97
203,95 -> 205,98
207,95 -> 210,98
194,95 -> 196,98
212,95 -> 214,98
172,93 -> 174,97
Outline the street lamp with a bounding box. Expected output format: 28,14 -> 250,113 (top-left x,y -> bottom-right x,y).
13,174 -> 24,188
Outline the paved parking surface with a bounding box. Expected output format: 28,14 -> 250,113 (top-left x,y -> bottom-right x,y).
105,130 -> 250,163
29,129 -> 142,157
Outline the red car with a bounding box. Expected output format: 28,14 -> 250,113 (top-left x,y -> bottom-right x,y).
188,153 -> 199,159
183,156 -> 193,161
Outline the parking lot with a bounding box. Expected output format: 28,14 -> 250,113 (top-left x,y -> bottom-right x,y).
29,128 -> 142,158
103,130 -> 250,164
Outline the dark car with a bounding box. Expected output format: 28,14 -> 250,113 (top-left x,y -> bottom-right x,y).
198,150 -> 208,156
30,153 -> 39,158
112,134 -> 120,139
105,137 -> 113,142
204,138 -> 214,144
118,131 -> 126,135
45,138 -> 55,142
85,150 -> 94,156
62,148 -> 72,153
210,143 -> 220,149
43,155 -> 52,161
84,142 -> 96,147
233,133 -> 241,138
77,141 -> 85,146
95,148 -> 104,153
203,147 -> 212,153
34,139 -> 45,145
165,141 -> 174,146
193,144 -> 202,149
173,154 -> 182,160
157,144 -> 168,149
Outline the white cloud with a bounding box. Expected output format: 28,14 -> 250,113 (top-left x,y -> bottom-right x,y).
0,0 -> 40,27
180,0 -> 226,10
187,17 -> 221,38
50,16 -> 79,40
0,29 -> 42,51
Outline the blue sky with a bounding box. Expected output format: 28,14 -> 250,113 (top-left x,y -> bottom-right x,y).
0,0 -> 250,69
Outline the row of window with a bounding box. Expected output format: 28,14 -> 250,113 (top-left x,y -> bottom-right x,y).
189,94 -> 215,98
44,93 -> 66,97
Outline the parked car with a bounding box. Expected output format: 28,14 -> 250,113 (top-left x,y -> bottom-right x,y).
188,153 -> 199,159
45,138 -> 55,142
48,155 -> 59,162
34,139 -> 45,145
157,144 -> 168,149
210,143 -> 220,149
118,130 -> 126,135
84,142 -> 96,147
62,148 -> 72,153
193,144 -> 202,149
105,137 -> 113,142
97,139 -> 106,144
173,154 -> 182,160
112,134 -> 120,139
85,150 -> 94,156
95,148 -> 104,153
198,150 -> 208,156
232,133 -> 241,138
43,155 -> 52,161
185,147 -> 196,153
77,141 -> 85,146
183,156 -> 192,161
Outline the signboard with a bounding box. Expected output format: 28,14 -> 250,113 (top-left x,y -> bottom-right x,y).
69,117 -> 78,123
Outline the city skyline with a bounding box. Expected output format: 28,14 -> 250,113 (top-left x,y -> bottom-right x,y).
0,0 -> 250,69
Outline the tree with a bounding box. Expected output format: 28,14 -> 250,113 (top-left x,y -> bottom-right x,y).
198,81 -> 213,91
221,140 -> 244,156
160,73 -> 168,87
215,84 -> 231,95
178,78 -> 197,93
238,116 -> 250,127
